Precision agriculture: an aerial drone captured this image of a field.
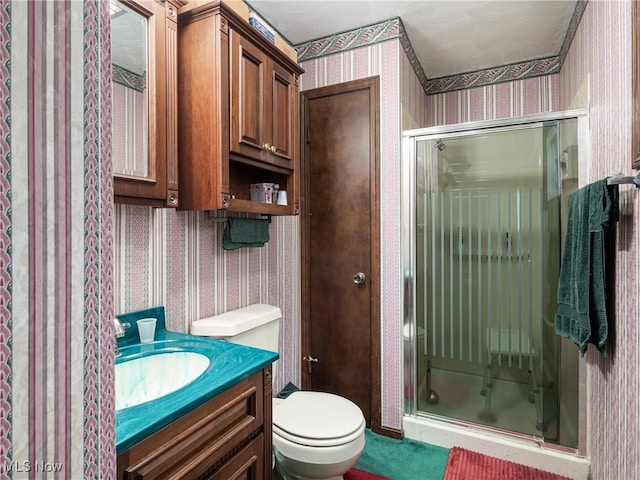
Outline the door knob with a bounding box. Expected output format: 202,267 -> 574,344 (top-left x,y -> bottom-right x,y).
304,355 -> 318,374
353,272 -> 366,284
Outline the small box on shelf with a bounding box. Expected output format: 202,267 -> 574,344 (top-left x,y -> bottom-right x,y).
250,183 -> 275,203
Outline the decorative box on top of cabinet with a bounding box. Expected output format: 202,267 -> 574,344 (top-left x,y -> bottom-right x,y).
113,0 -> 183,208
177,1 -> 304,215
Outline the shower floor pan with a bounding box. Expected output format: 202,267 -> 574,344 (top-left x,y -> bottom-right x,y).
417,368 -> 554,438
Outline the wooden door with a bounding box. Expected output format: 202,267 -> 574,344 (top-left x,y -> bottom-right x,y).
301,77 -> 381,431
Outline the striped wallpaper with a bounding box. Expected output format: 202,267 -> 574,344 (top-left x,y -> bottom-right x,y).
559,1 -> 640,479
1,1 -> 115,479
1,1 -> 635,479
113,207 -> 302,399
425,75 -> 558,126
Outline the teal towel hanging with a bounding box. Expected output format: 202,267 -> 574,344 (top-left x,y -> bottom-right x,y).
222,218 -> 270,250
554,178 -> 618,356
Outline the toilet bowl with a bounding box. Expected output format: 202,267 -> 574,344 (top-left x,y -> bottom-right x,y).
190,304 -> 366,480
273,391 -> 365,480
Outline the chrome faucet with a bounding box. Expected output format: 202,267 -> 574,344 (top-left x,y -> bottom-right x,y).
114,318 -> 131,356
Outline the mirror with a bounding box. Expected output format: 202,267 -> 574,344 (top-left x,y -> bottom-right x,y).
111,0 -> 150,179
111,0 -> 179,207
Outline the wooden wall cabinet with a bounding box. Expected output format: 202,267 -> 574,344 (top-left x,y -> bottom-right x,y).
113,0 -> 181,208
230,30 -> 297,171
117,367 -> 273,480
178,2 -> 304,214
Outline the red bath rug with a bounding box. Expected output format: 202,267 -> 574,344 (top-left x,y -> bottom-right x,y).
344,468 -> 392,480
443,447 -> 572,480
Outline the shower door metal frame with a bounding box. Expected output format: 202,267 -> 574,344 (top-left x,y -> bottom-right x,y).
401,110 -> 588,440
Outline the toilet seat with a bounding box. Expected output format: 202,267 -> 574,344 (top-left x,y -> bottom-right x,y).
273,391 -> 365,448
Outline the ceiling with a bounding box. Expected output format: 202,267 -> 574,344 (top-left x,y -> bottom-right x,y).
245,0 -> 579,79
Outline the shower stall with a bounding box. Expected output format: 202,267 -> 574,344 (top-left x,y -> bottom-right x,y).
402,112 -> 587,450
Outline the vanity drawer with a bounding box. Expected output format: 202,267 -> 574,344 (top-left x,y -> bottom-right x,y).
117,370 -> 265,480
206,433 -> 264,480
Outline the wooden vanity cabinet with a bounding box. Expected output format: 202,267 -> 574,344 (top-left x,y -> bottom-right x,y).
117,367 -> 273,480
177,2 -> 304,214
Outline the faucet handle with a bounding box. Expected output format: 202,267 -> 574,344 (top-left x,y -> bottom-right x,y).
114,318 -> 131,338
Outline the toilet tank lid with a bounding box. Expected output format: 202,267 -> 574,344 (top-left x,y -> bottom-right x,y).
190,304 -> 281,337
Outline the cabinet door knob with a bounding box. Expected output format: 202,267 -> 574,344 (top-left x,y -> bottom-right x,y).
353,272 -> 366,284
263,143 -> 271,150
270,145 -> 277,153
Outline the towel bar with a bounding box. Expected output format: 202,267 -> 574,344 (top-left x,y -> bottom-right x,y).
606,174 -> 640,187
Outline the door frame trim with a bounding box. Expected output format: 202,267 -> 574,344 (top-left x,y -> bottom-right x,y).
300,76 -> 382,434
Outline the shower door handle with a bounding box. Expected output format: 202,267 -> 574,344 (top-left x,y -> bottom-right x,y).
353,272 -> 366,284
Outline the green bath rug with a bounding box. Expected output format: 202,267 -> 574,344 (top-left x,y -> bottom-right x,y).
354,429 -> 450,480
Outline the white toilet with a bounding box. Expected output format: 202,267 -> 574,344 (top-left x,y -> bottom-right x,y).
190,304 -> 366,480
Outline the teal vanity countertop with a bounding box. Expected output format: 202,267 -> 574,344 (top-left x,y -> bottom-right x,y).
115,307 -> 278,453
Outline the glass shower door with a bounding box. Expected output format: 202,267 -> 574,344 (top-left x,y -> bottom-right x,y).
408,118 -> 579,447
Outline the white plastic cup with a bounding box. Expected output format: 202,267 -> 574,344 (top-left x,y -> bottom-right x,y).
137,318 -> 157,343
277,190 -> 288,205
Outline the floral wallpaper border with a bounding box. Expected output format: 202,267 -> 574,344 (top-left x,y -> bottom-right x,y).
295,1 -> 588,95
112,64 -> 146,93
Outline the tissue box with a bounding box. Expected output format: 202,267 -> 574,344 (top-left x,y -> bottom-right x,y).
250,183 -> 275,203
248,11 -> 275,43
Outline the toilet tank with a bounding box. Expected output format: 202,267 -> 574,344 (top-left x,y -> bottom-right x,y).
190,303 -> 281,354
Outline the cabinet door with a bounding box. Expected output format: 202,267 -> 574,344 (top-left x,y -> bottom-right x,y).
269,60 -> 296,169
230,30 -> 269,162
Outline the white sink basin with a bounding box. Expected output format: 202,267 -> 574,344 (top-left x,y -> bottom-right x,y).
115,351 -> 210,411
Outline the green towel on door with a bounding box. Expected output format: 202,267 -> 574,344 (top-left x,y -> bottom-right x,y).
554,179 -> 618,357
222,218 -> 270,250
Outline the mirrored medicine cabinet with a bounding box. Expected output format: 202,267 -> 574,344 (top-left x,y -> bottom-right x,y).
111,0 -> 180,207
634,1 -> 640,169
